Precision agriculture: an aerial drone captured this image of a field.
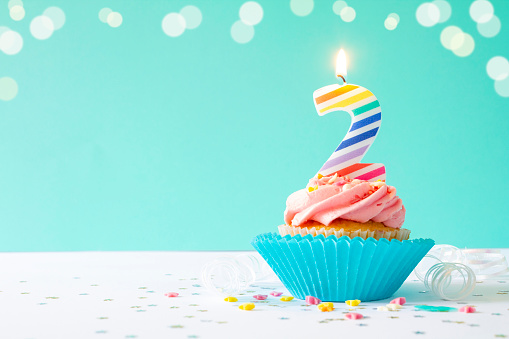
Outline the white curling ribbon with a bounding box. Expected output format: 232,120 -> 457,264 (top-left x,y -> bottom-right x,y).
462,249 -> 509,280
414,245 -> 509,301
201,253 -> 278,296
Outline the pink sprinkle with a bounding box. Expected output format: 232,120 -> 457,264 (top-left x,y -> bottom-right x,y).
165,292 -> 179,298
459,306 -> 476,313
345,313 -> 363,320
270,291 -> 283,297
390,297 -> 406,306
253,294 -> 268,300
305,296 -> 321,305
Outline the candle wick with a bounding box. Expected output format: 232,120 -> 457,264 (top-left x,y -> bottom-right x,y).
337,75 -> 346,84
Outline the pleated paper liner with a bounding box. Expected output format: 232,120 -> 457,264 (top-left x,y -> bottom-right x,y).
251,233 -> 434,302
278,224 -> 411,241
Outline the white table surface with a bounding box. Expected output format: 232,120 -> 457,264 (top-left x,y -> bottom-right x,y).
1,250 -> 508,339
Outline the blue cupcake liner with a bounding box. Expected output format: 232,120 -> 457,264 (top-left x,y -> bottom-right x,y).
251,233 -> 434,302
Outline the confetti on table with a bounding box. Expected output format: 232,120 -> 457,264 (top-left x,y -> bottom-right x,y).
459,306 -> 476,313
346,299 -> 361,306
386,304 -> 402,311
270,291 -> 283,297
318,302 -> 334,312
238,303 -> 255,311
345,313 -> 363,320
415,305 -> 457,312
253,294 -> 267,300
224,297 -> 238,302
165,292 -> 179,297
305,296 -> 321,305
280,296 -> 294,302
390,297 -> 406,305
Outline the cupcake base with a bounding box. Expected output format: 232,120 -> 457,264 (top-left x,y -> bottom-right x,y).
279,220 -> 410,241
251,233 -> 434,302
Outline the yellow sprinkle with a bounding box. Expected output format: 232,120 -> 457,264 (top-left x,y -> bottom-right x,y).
346,299 -> 361,306
238,303 -> 255,310
280,296 -> 294,302
224,297 -> 238,302
317,173 -> 323,179
318,302 -> 334,312
308,186 -> 314,192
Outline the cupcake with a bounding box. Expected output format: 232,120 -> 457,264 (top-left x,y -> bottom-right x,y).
251,173 -> 434,302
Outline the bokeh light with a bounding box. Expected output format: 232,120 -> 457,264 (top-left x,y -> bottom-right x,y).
494,77 -> 509,97
440,26 -> 475,57
7,0 -> 23,10
239,2 -> 263,26
440,26 -> 463,50
432,0 -> 451,23
0,30 -> 23,55
340,6 -> 356,23
332,1 -> 348,15
385,13 -> 399,30
9,5 -> 25,21
384,17 -> 398,30
99,8 -> 113,23
231,20 -> 254,44
388,13 -> 400,23
469,0 -> 494,24
43,7 -> 66,30
487,56 -> 509,81
452,33 -> 474,57
107,12 -> 123,28
30,16 -> 54,40
477,15 -> 500,38
180,5 -> 202,29
0,77 -> 18,101
416,2 -> 440,27
290,0 -> 314,17
162,13 -> 186,37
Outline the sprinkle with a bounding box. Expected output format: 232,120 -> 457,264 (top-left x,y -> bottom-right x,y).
253,294 -> 267,300
345,313 -> 363,320
346,299 -> 361,306
239,303 -> 255,311
377,306 -> 389,312
270,291 -> 283,297
308,186 -> 314,192
317,173 -> 323,179
327,173 -> 338,184
224,297 -> 238,302
280,296 -> 294,302
318,302 -> 334,312
390,297 -> 406,306
165,292 -> 179,298
415,305 -> 457,312
386,304 -> 402,311
305,296 -> 321,305
459,306 -> 476,313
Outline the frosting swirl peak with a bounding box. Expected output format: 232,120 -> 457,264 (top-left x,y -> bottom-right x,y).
284,175 -> 405,228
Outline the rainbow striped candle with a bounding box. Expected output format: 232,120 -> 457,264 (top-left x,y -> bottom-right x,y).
312,50 -> 385,182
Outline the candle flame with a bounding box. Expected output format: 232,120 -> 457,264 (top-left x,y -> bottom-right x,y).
336,49 -> 347,83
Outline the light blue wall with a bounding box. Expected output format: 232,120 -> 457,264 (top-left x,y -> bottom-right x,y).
1,0 -> 508,251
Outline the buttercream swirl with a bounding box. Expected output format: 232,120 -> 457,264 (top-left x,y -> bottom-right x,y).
284,174 -> 406,228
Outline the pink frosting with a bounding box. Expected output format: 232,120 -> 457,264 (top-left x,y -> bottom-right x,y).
284,175 -> 406,228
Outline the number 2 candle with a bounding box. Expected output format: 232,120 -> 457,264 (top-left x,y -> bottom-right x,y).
313,49 -> 386,181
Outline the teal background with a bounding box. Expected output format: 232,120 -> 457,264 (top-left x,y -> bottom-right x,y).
1,1 -> 508,251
